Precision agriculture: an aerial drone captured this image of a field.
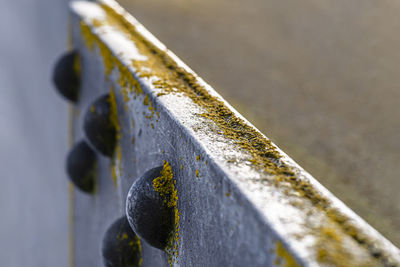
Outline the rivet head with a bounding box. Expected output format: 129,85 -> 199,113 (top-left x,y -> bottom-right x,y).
66,140 -> 97,193
102,216 -> 142,267
52,51 -> 81,102
84,94 -> 116,157
126,167 -> 174,250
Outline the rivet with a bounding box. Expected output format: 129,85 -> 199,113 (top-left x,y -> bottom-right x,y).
126,166 -> 174,250
102,216 -> 142,267
84,94 -> 116,157
66,140 -> 97,193
52,51 -> 81,102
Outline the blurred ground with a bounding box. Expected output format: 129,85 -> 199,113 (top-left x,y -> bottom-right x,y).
119,0 -> 400,246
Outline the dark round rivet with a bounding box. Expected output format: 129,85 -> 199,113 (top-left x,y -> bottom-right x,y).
52,51 -> 81,102
102,216 -> 142,267
84,94 -> 117,157
66,140 -> 97,193
126,166 -> 174,250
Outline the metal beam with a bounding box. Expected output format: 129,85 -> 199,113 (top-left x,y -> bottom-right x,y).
69,0 -> 400,266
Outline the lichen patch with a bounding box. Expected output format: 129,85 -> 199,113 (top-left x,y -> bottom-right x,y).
153,161 -> 180,266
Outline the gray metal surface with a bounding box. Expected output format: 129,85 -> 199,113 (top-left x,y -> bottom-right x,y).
70,1 -> 400,266
0,0 -> 70,266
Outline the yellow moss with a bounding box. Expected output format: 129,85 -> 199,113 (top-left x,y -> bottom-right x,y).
90,4 -> 293,186
80,4 -> 393,264
152,161 -> 180,265
73,53 -> 81,78
110,144 -> 122,187
122,86 -> 130,103
97,32 -> 115,76
195,170 -> 199,177
91,18 -> 105,28
143,94 -> 149,105
136,238 -> 143,266
118,232 -> 142,266
145,102 -> 155,119
153,161 -> 177,208
80,20 -> 143,95
117,144 -> 122,166
110,163 -> 118,187
80,22 -> 95,50
275,241 -> 301,267
196,155 -> 200,161
109,88 -> 121,139
180,164 -> 183,170
315,226 -> 376,267
117,60 -> 143,95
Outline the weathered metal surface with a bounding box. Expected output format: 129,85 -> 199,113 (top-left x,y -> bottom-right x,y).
70,0 -> 400,266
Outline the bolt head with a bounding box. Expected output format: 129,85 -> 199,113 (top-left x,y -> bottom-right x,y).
84,94 -> 117,157
126,167 -> 174,250
102,216 -> 141,267
66,140 -> 97,193
52,51 -> 81,102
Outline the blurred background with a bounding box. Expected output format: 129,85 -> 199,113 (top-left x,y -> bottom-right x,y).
0,0 -> 399,266
0,0 -> 70,266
